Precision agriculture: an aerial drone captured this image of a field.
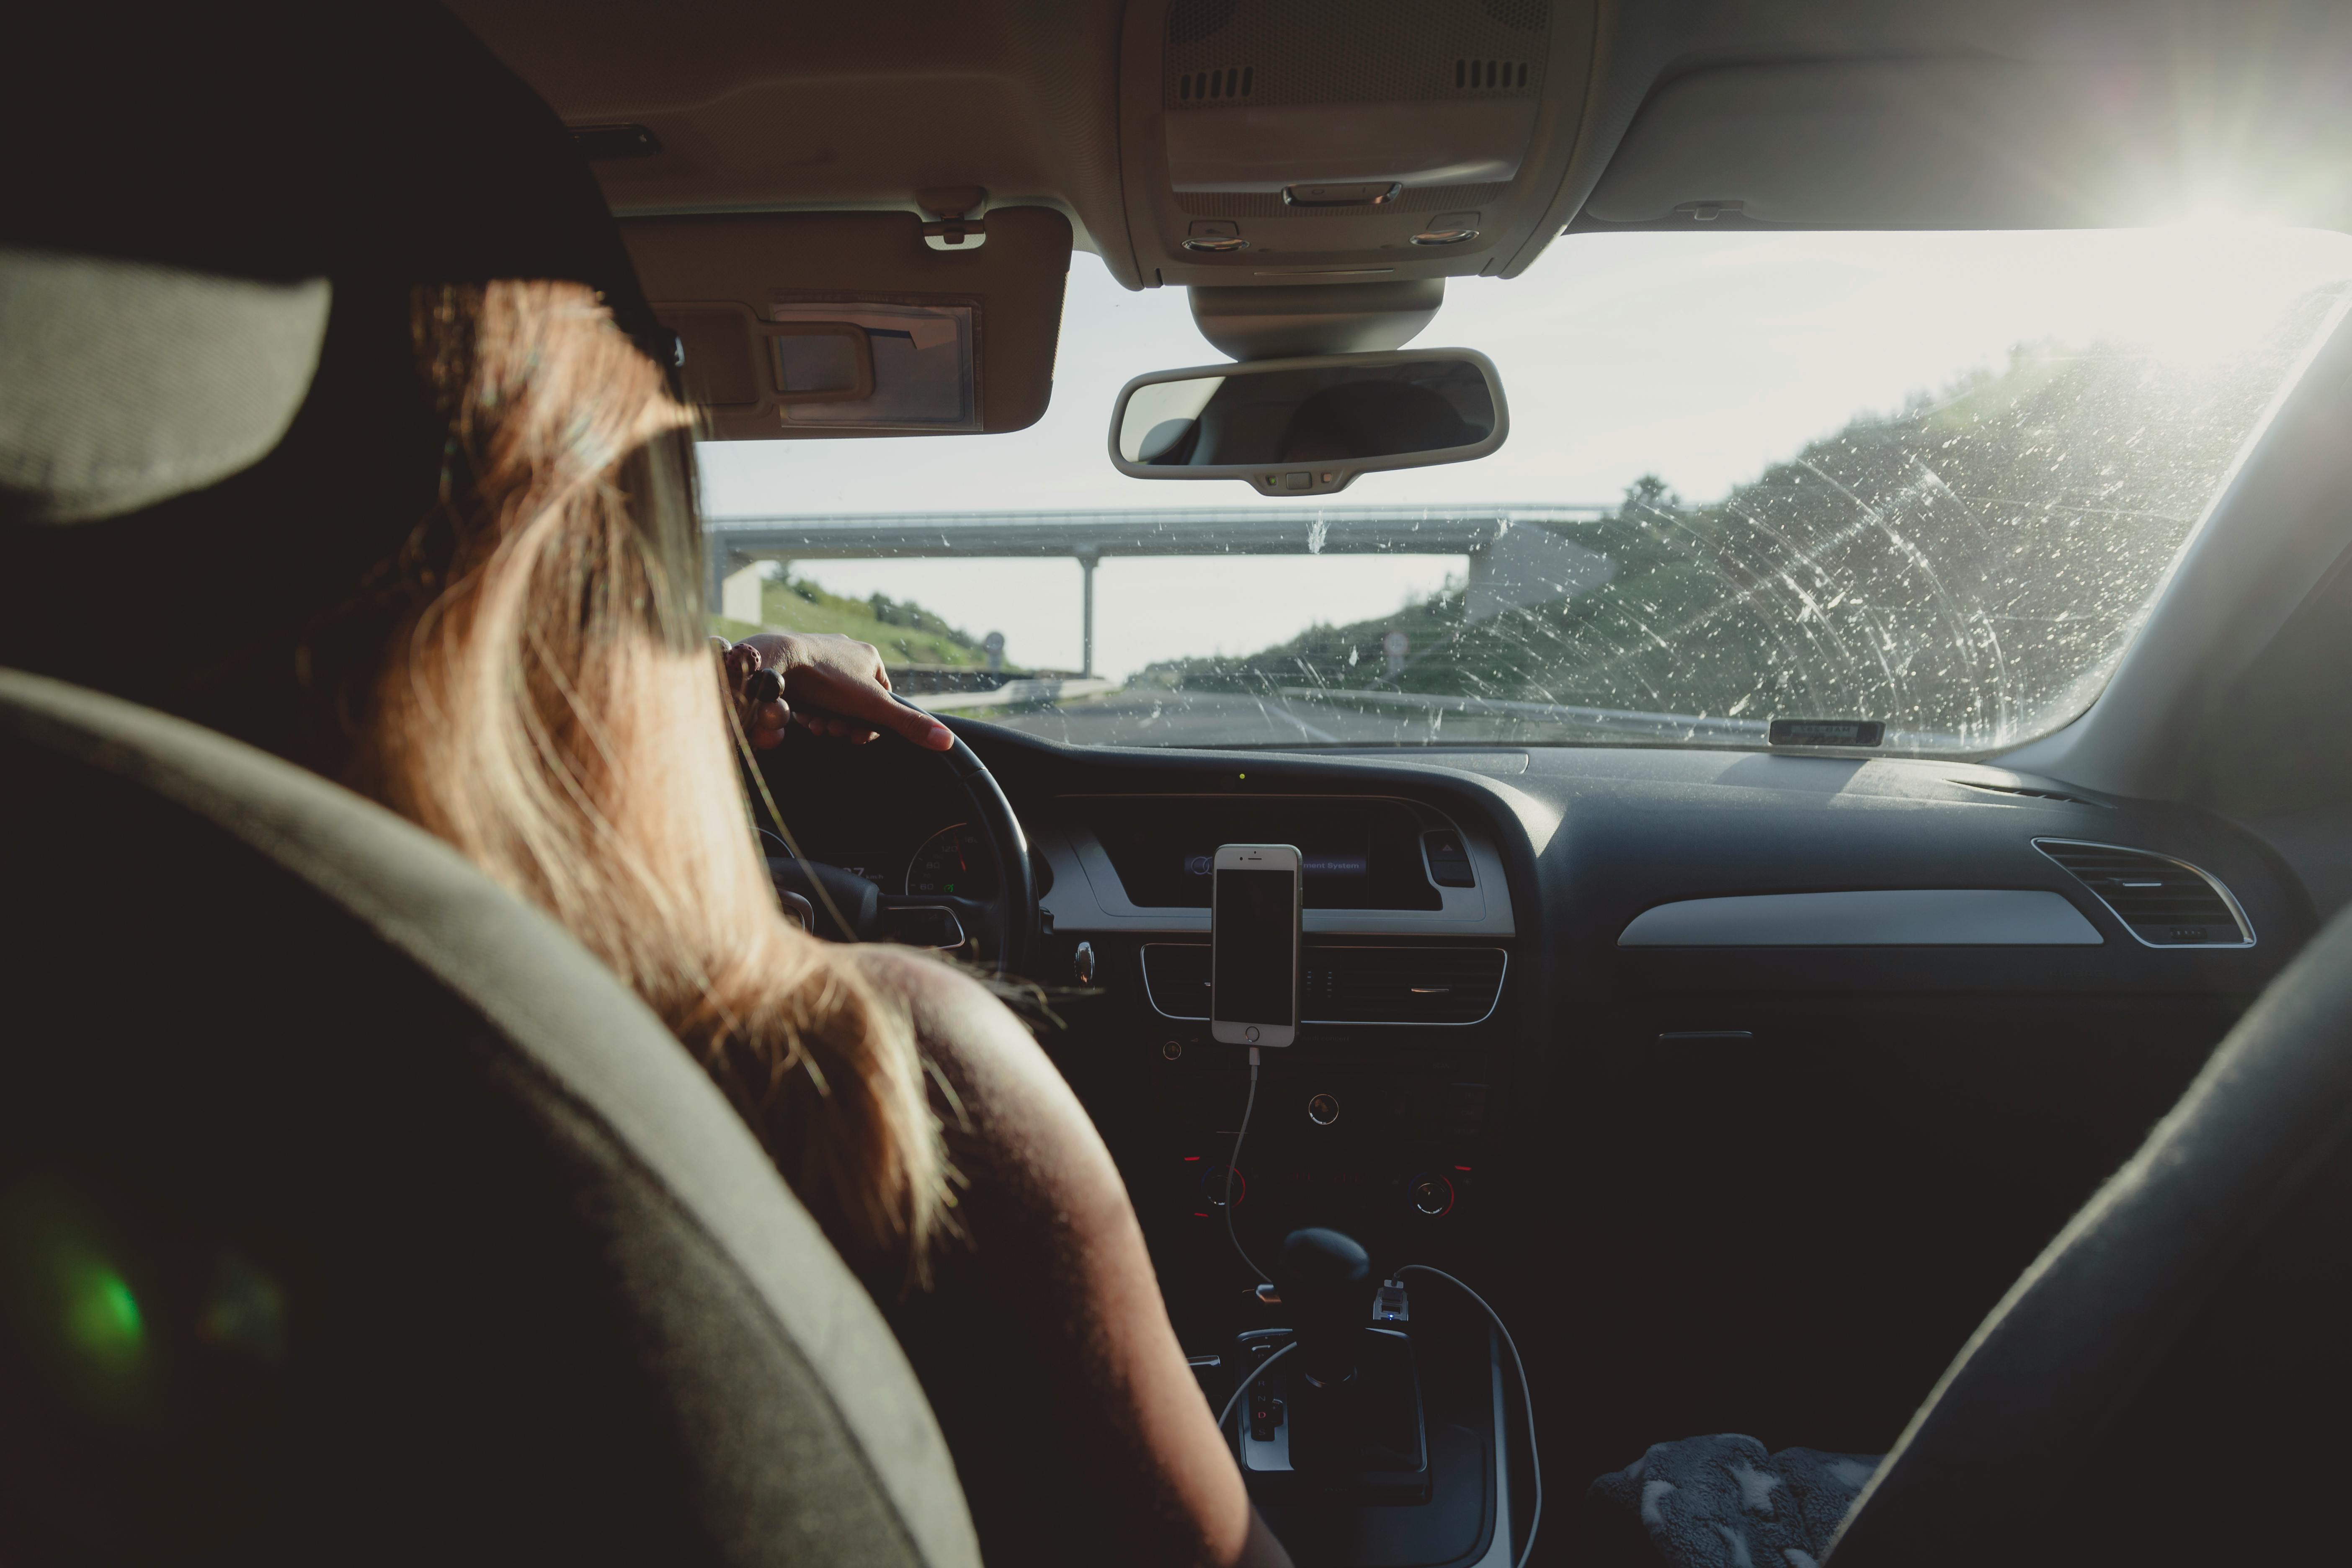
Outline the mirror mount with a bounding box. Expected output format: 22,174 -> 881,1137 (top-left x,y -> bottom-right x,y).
1189,279 -> 1444,361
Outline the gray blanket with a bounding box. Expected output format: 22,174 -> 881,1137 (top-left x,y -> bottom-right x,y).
1588,1434 -> 1882,1567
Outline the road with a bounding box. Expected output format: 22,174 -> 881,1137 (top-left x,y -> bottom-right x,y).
950,688 -> 1566,748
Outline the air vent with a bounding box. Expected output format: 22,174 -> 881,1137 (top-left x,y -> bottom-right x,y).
1141,944 -> 1507,1026
2034,840 -> 2254,948
1454,58 -> 1530,90
1951,779 -> 2106,807
1178,65 -> 1254,101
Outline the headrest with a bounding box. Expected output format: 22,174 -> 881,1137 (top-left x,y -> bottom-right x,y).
0,250 -> 331,525
1,1 -> 664,528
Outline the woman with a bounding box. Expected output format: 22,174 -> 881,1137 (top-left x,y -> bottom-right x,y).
375,280 -> 1286,1565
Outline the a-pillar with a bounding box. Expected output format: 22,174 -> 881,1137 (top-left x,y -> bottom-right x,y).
1077,549 -> 1100,678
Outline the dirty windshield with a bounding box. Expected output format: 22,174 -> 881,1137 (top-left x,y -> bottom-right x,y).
698,227 -> 2352,753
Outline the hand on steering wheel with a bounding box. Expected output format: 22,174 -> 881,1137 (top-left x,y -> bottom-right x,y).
716,632 -> 954,753
719,633 -> 1034,978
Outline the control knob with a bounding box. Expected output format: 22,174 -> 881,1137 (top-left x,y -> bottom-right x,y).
1406,1171 -> 1455,1217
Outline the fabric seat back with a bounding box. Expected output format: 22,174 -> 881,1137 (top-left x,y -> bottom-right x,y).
0,669 -> 980,1568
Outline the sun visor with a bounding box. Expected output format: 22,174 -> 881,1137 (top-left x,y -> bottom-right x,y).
0,247 -> 330,525
622,208 -> 1072,441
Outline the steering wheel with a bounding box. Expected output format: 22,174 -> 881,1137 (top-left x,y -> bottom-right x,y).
758,709 -> 1036,982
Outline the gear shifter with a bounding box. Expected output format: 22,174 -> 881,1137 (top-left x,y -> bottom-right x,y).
1279,1226 -> 1372,1387
1237,1227 -> 1429,1499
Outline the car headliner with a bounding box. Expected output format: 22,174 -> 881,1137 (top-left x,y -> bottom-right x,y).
449,0 -> 2352,284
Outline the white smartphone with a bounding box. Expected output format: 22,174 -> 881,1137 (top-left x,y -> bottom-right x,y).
1211,843 -> 1302,1048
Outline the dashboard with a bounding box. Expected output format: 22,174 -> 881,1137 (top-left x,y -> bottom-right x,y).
779,818 -> 1001,900
756,722 -> 2319,1487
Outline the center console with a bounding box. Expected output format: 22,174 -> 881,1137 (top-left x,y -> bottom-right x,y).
1030,792 -> 1529,1566
1207,1228 -> 1525,1568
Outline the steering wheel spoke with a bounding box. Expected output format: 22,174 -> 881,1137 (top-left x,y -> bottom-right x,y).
877,892 -> 989,953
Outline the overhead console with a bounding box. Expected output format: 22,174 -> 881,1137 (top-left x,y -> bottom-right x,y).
1118,0 -> 1597,288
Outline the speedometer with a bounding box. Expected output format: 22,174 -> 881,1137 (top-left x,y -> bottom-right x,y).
905,824 -> 996,899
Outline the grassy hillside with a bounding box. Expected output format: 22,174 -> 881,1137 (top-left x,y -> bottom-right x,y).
710,571 -> 998,668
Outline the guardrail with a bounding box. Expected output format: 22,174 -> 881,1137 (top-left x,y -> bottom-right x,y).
1276,686 -> 1966,750
1277,686 -> 1773,743
919,677 -> 1120,711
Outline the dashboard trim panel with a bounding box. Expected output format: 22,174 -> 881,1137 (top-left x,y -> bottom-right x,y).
1617,888 -> 2104,947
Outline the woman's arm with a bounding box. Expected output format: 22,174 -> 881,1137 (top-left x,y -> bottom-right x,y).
852,946 -> 1292,1568
717,632 -> 953,751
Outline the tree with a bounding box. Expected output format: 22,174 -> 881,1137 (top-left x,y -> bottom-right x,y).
1617,473 -> 1681,521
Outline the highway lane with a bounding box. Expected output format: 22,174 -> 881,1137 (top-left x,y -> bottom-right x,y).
958,688 -> 1561,748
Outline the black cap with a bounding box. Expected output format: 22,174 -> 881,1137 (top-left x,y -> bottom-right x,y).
0,1 -> 690,748
5,1 -> 663,360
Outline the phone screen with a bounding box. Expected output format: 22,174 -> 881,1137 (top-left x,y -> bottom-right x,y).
1213,867 -> 1298,1027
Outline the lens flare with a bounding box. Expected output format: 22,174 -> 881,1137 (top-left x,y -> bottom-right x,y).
65,1260 -> 146,1370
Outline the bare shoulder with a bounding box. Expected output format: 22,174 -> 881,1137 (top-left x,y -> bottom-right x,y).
846,946 -> 1099,1150
845,946 -> 1040,1058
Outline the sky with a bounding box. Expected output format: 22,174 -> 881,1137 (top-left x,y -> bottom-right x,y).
696,225 -> 2352,677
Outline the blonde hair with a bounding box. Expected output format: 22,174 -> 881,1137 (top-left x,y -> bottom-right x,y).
363,279 -> 945,1269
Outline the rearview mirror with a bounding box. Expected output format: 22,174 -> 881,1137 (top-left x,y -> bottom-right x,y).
1108,349 -> 1507,496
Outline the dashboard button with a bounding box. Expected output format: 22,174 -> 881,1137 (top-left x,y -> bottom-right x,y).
1162,1038 -> 1184,1061
1307,1092 -> 1340,1126
1201,1165 -> 1247,1208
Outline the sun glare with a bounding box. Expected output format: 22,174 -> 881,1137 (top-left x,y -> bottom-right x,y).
2115,214 -> 2313,368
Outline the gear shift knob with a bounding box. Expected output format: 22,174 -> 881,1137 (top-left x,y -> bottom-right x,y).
1279,1227 -> 1372,1386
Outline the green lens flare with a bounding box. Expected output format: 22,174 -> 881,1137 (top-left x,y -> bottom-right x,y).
64,1257 -> 146,1372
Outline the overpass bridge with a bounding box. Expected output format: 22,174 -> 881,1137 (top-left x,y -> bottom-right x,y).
705,503 -> 1618,675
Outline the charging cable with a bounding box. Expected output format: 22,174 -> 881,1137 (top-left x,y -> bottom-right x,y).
1396,1264 -> 1541,1568
1225,1045 -> 1271,1285
1214,1339 -> 1296,1435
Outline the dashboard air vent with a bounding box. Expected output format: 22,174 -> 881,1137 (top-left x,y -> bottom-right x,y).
2033,839 -> 2254,948
1141,944 -> 1507,1026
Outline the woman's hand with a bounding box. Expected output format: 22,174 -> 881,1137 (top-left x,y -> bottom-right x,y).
716,632 -> 955,753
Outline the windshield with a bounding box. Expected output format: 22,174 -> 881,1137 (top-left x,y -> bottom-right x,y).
699,227 -> 2352,753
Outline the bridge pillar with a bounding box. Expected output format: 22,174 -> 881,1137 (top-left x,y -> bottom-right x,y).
1077,549 -> 1100,677
705,539 -> 742,620
1465,524 -> 1617,623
